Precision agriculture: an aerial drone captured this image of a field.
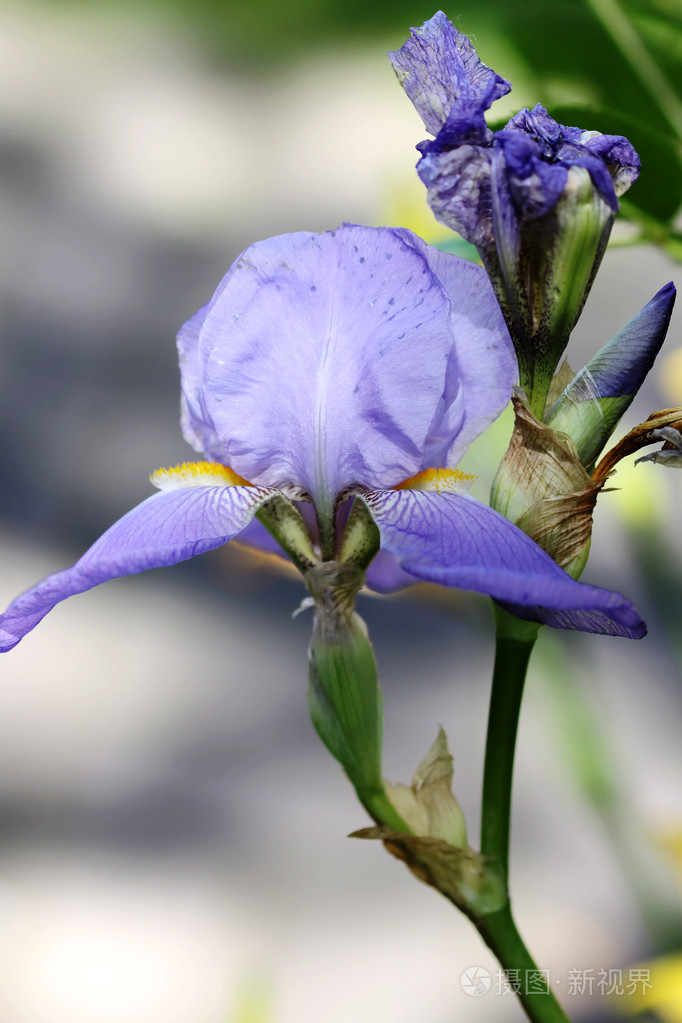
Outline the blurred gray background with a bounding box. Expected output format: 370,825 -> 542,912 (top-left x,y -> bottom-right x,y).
0,2 -> 681,1021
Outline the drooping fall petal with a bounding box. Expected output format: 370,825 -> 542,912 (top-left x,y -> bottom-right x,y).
0,484 -> 275,651
360,488 -> 645,638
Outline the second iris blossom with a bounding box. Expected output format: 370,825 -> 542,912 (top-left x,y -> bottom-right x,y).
389,10 -> 645,417
390,10 -> 677,592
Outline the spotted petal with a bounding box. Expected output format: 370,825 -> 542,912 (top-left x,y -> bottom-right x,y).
361,489 -> 645,638
0,484 -> 275,651
190,226 -> 461,511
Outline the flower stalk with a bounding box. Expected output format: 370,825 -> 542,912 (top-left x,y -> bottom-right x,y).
477,905 -> 571,1023
481,608 -> 540,869
475,607 -> 572,1023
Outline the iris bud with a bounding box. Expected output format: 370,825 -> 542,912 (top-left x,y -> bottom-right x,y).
545,283 -> 676,467
492,283 -> 676,579
491,164 -> 613,416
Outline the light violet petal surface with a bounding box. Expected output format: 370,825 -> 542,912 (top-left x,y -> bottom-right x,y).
393,231 -> 516,465
177,303 -> 224,462
388,11 -> 510,136
364,549 -> 420,594
361,490 -> 645,638
197,226 -> 454,504
0,485 -> 274,651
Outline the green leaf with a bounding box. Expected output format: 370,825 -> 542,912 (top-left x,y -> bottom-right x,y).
433,235 -> 481,262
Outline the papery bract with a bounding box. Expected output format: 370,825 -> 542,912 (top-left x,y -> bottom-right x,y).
490,283 -> 676,579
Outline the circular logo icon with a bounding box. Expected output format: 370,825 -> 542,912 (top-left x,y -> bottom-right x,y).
460,966 -> 492,997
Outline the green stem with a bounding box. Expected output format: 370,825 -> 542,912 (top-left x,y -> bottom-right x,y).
476,608 -> 572,1022
477,905 -> 571,1023
480,609 -> 539,869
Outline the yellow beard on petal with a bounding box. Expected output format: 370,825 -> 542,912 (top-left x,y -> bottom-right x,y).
150,461 -> 253,491
394,467 -> 477,494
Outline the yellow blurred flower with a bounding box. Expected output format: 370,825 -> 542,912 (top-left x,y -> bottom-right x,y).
660,347 -> 682,407
616,829 -> 682,1022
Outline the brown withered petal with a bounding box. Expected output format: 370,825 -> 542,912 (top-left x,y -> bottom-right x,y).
514,484 -> 603,576
349,826 -> 506,921
492,394 -> 603,574
383,727 -> 467,847
593,408 -> 682,482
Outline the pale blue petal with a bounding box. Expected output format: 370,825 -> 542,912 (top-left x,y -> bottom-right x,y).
393,231 -> 516,465
195,226 -> 455,506
361,490 -> 645,638
0,485 -> 275,651
176,303 -> 224,462
364,549 -> 420,593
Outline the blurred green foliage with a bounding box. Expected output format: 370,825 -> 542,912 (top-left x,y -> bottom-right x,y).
47,0 -> 682,251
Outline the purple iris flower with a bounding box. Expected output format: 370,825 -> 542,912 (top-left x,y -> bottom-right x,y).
390,12 -> 641,415
0,225 -> 645,650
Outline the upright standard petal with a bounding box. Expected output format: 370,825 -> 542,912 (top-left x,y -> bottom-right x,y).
360,489 -> 645,638
177,303 -> 225,462
388,10 -> 510,137
192,226 -> 457,509
0,484 -> 275,651
394,231 -> 516,465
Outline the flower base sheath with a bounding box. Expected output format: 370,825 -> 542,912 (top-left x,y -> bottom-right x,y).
0,225 -> 646,651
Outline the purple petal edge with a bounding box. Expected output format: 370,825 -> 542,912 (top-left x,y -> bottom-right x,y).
361,489 -> 645,638
388,11 -> 510,137
0,485 -> 275,652
587,282 -> 676,398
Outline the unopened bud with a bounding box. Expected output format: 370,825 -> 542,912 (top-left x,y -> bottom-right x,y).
546,283 -> 676,466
